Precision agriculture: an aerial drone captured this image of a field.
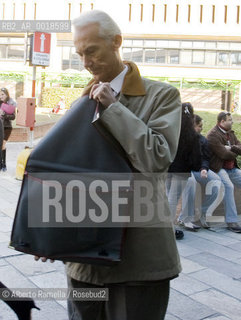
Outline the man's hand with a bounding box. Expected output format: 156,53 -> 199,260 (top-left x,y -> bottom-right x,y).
34,256 -> 55,263
200,169 -> 208,179
225,145 -> 231,151
89,82 -> 117,108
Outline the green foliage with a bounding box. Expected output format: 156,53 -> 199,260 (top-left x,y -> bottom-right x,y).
196,111 -> 241,167
41,87 -> 83,109
40,71 -> 91,87
0,72 -> 25,82
146,76 -> 241,91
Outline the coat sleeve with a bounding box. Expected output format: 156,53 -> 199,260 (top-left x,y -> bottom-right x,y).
2,112 -> 16,121
99,85 -> 182,173
200,136 -> 210,171
207,132 -> 237,160
231,134 -> 241,155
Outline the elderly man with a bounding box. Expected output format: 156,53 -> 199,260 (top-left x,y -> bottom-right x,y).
207,111 -> 241,233
37,10 -> 182,320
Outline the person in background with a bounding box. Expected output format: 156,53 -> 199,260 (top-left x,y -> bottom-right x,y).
0,113 -> 3,166
0,281 -> 39,319
166,103 -> 202,239
0,87 -> 16,171
179,114 -> 222,229
51,96 -> 65,114
207,111 -> 241,233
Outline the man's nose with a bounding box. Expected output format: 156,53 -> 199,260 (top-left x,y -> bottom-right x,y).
82,55 -> 92,69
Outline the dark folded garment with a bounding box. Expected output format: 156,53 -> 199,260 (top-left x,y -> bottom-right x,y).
10,96 -> 133,265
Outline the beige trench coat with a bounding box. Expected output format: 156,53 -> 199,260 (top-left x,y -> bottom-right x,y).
66,62 -> 182,285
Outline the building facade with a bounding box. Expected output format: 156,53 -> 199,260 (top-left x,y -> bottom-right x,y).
0,0 -> 241,108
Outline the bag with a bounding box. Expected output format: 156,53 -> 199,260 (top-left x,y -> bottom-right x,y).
0,103 -> 16,115
10,96 -> 133,265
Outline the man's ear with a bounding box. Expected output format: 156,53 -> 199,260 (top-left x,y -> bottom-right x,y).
112,34 -> 122,50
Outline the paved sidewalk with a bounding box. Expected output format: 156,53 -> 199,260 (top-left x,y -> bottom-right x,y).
0,142 -> 241,319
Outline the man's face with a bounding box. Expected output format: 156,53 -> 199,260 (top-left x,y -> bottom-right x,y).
194,120 -> 203,134
221,115 -> 233,130
74,23 -> 120,83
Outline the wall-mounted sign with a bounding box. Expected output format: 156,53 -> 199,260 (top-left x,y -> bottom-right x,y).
0,20 -> 71,33
31,32 -> 51,66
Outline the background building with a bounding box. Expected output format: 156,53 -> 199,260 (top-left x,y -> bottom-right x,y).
0,0 -> 241,110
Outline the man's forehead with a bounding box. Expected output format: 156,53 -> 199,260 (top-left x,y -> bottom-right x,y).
74,23 -> 101,45
74,23 -> 100,36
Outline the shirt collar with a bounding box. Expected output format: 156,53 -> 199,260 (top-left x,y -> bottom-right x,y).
109,65 -> 128,96
81,61 -> 146,97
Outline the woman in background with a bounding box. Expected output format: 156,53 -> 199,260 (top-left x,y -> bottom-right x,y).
0,87 -> 16,171
166,102 -> 202,239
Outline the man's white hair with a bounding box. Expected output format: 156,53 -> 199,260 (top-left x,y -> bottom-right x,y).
73,10 -> 122,41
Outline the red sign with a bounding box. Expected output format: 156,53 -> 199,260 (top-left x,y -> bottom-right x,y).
33,32 -> 51,53
32,32 -> 51,66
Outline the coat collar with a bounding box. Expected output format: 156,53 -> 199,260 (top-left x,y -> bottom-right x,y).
215,125 -> 234,135
81,61 -> 146,97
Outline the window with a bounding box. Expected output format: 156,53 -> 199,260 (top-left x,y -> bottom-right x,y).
0,45 -> 7,59
71,47 -> 82,69
8,45 -> 24,59
132,48 -> 143,63
182,41 -> 192,48
218,52 -> 229,66
168,50 -> 179,64
123,39 -> 132,46
145,40 -> 156,47
62,47 -> 71,69
193,41 -> 205,48
156,49 -> 165,63
230,42 -> 241,50
217,42 -> 229,50
205,42 -> 216,49
156,40 -> 168,47
61,46 -> 84,70
133,40 -> 144,46
122,48 -> 132,61
231,52 -> 241,65
145,48 -> 156,63
205,51 -> 216,65
180,50 -> 192,64
121,38 -> 241,68
0,37 -> 24,60
169,41 -> 179,48
192,51 -> 205,64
